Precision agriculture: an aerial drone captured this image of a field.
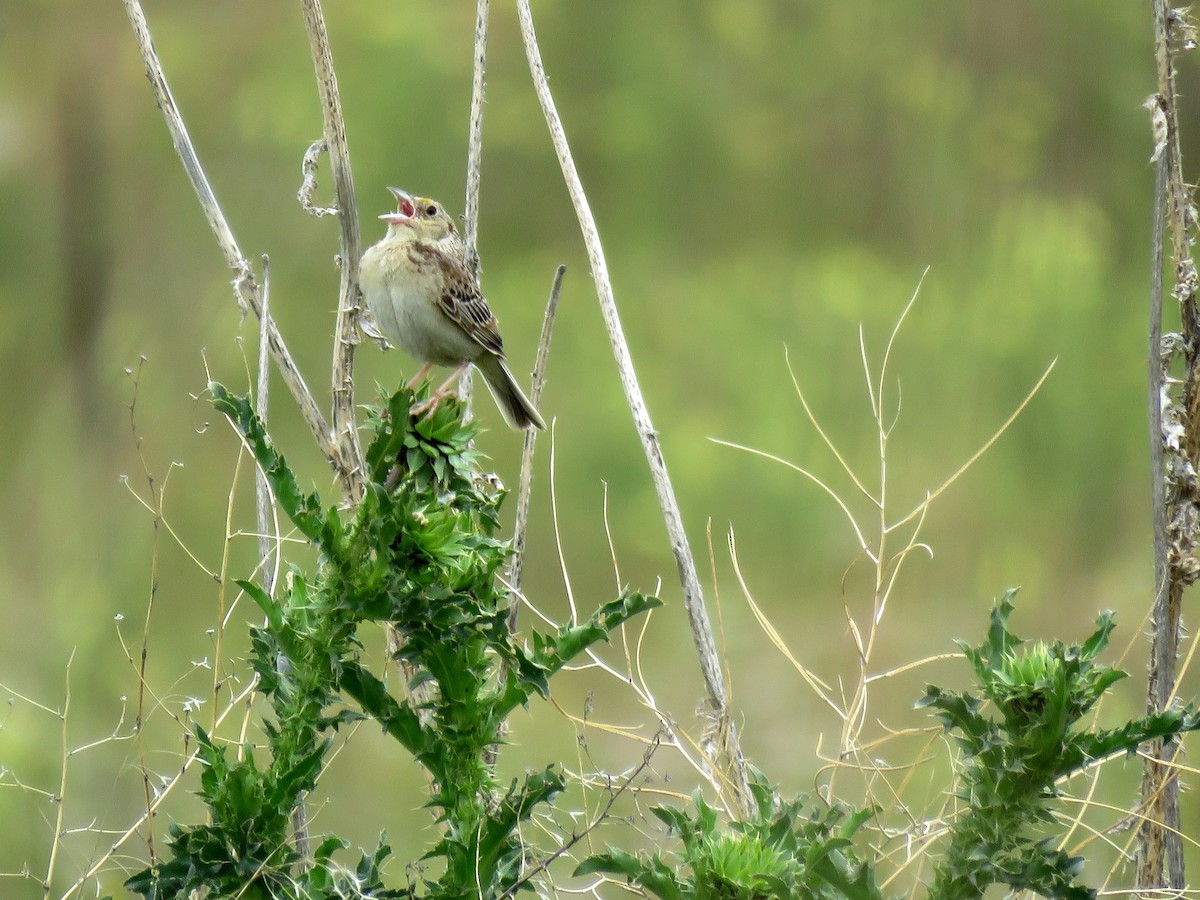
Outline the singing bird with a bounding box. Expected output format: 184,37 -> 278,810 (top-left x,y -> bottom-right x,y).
359,187 -> 545,430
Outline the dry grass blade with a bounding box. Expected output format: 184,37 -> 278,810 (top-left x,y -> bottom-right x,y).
887,358 -> 1056,532
710,438 -> 873,560
727,529 -> 842,718
785,346 -> 877,506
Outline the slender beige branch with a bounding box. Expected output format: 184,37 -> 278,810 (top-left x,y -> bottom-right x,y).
255,256 -> 274,573
450,0 -> 491,416
252,258 -> 310,864
121,0 -> 343,479
300,0 -> 365,502
463,0 -> 489,278
509,264 -> 566,615
515,0 -> 751,817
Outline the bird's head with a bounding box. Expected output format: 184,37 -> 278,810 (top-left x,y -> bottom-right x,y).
379,187 -> 458,243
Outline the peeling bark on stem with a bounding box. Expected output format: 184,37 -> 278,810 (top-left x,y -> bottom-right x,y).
1140,0 -> 1196,890
300,0 -> 365,503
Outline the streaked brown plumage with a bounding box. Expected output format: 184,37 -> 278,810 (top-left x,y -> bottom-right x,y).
360,188 -> 545,430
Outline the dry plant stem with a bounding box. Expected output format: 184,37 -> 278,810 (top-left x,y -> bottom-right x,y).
497,738 -> 660,899
255,257 -> 274,573
1140,1 -> 1195,889
508,264 -> 566,622
515,0 -> 751,817
255,260 -> 312,864
1144,99 -> 1180,899
462,0 -> 489,279
298,139 -> 338,217
121,0 -> 345,486
61,678 -> 261,900
300,0 -> 365,502
486,267 -> 562,770
42,654 -> 73,899
452,0 -> 491,416
125,360 -> 159,866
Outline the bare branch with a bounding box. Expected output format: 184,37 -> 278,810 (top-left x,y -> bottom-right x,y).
1140,1 -> 1197,888
120,0 -> 345,482
516,0 -> 752,818
299,0 -> 365,502
463,0 -> 489,278
509,264 -> 566,617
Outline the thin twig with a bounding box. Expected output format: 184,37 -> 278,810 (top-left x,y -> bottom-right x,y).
42,653 -> 74,900
509,264 -> 565,622
252,258 -> 312,864
60,677 -> 260,900
120,0 -> 344,486
487,265 -> 564,770
515,0 -> 751,818
123,359 -> 160,869
299,0 -> 365,502
498,737 -> 661,899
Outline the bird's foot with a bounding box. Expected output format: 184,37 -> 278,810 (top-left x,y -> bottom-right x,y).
409,392 -> 452,419
406,362 -> 470,420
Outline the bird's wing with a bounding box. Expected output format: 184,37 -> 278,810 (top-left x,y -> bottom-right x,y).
422,244 -> 507,357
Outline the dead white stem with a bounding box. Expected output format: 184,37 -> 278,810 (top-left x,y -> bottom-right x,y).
121,0 -> 345,485
515,0 -> 751,816
255,256 -> 274,579
452,0 -> 492,417
463,0 -> 489,278
253,257 -> 309,863
299,0 -> 365,502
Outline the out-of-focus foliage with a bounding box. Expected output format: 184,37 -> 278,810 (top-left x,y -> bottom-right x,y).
0,0 -> 1195,894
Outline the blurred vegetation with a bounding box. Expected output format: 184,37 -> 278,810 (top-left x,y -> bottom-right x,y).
1,0 -> 1197,895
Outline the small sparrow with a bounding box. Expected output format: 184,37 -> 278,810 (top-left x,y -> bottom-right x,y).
360,187 -> 546,431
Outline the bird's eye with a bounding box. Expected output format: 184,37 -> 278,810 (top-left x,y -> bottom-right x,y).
425,204 -> 438,217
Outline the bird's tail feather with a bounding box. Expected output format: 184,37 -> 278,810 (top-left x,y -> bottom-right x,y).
477,357 -> 546,431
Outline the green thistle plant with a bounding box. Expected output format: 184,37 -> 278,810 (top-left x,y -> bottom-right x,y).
126,385 -> 659,899
921,590 -> 1200,899
577,770 -> 880,900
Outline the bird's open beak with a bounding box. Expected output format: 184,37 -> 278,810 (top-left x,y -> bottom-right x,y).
388,187 -> 415,215
379,186 -> 416,224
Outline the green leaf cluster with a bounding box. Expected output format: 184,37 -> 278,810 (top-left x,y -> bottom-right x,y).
578,769 -> 880,900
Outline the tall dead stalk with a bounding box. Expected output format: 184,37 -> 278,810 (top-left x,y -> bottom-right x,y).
1141,2 -> 1198,891
515,0 -> 752,817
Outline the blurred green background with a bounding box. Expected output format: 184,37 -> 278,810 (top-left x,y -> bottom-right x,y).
2,0 -> 1195,895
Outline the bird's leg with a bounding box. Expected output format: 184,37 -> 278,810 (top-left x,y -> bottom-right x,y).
411,361 -> 471,417
432,363 -> 470,399
404,362 -> 433,391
